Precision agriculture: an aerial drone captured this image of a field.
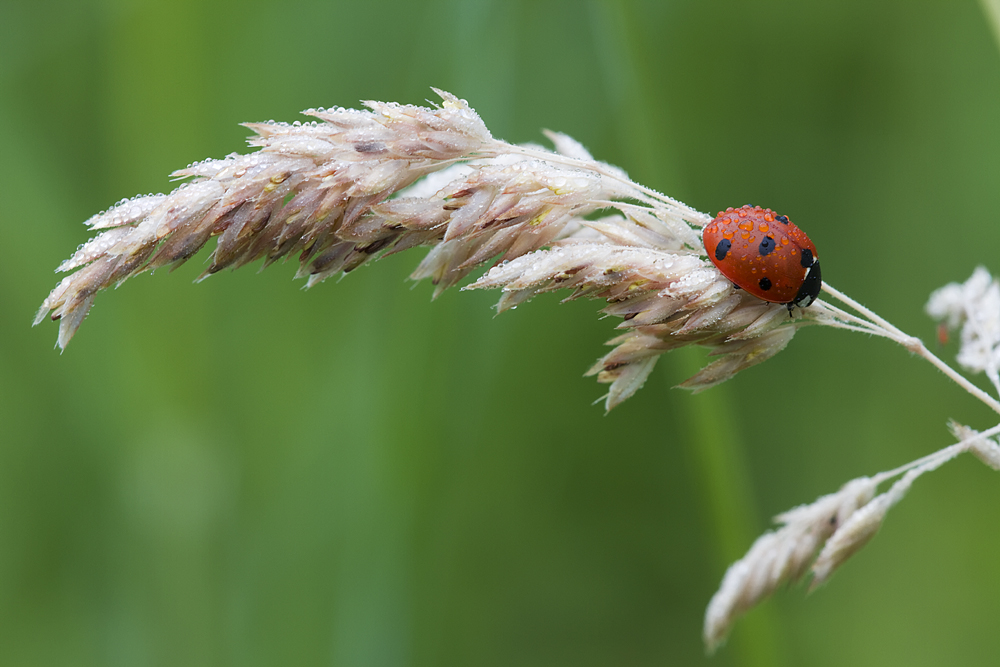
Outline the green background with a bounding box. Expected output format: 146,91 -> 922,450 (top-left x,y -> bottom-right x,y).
2,0 -> 999,665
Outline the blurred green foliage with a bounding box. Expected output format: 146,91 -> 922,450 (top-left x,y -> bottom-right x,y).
1,0 -> 999,665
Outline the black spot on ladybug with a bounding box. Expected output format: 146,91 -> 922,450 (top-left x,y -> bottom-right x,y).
758,277 -> 772,291
758,236 -> 776,256
800,248 -> 814,268
775,215 -> 789,224
715,238 -> 731,261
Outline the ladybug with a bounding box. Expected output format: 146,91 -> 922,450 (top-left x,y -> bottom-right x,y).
703,205 -> 821,313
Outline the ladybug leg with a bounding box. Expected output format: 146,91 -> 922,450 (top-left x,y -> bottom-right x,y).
786,302 -> 795,318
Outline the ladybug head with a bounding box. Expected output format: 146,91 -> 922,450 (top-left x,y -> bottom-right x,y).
793,256 -> 822,309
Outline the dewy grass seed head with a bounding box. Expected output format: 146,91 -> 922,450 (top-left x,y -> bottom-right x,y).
36,90 -> 1000,652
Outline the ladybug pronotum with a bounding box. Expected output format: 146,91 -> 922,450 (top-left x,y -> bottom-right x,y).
702,205 -> 822,312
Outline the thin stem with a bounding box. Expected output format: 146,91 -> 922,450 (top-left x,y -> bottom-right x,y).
821,283 -> 909,339
810,299 -> 896,337
871,421 -> 1000,484
913,342 -> 1000,415
821,282 -> 1000,416
817,321 -> 898,339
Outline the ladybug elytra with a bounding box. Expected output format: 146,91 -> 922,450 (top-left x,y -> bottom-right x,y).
702,205 -> 821,312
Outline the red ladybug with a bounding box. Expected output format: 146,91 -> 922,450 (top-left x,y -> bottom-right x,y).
703,205 -> 821,312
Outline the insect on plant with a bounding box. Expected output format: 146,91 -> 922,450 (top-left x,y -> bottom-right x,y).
703,205 -> 821,314
35,89 -> 1000,653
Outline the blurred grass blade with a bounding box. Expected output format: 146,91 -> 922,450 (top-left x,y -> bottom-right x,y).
981,0 -> 1000,51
